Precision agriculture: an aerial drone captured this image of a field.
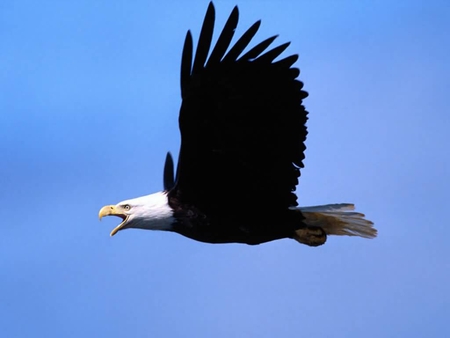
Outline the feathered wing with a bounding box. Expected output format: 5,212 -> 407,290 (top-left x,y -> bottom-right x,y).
170,3 -> 308,219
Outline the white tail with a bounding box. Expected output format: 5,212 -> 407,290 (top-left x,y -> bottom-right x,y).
298,203 -> 377,239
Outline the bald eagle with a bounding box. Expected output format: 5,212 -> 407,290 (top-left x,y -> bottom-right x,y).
98,2 -> 377,246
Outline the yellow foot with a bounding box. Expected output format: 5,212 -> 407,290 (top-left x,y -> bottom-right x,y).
293,227 -> 327,247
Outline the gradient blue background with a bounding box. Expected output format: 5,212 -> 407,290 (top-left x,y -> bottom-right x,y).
1,0 -> 449,337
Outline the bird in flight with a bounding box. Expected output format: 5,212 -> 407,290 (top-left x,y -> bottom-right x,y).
99,2 -> 377,246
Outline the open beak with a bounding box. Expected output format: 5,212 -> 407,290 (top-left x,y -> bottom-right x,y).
98,205 -> 129,236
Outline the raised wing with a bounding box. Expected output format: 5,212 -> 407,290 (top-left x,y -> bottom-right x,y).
170,2 -> 308,216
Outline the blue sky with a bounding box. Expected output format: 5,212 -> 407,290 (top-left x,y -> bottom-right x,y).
1,0 -> 449,337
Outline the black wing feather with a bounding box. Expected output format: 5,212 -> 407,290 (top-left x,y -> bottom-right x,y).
239,35 -> 278,61
222,20 -> 261,63
256,42 -> 291,63
275,54 -> 299,69
192,2 -> 215,75
163,152 -> 175,191
180,32 -> 193,99
206,6 -> 239,67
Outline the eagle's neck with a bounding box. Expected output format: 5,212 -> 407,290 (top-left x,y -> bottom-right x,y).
130,191 -> 175,231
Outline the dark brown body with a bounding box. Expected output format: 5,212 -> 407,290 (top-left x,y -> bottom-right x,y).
170,201 -> 306,245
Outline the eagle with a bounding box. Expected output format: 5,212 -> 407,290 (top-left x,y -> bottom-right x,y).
98,2 -> 377,246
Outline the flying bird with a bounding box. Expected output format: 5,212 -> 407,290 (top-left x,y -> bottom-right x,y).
98,2 -> 377,246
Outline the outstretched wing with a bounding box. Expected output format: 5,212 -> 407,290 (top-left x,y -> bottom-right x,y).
169,2 -> 308,216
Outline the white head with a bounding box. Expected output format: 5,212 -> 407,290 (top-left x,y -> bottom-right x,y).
98,191 -> 174,236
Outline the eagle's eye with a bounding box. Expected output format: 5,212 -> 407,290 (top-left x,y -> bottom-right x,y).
123,204 -> 131,211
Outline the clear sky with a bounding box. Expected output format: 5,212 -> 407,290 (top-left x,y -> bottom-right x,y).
1,0 -> 449,337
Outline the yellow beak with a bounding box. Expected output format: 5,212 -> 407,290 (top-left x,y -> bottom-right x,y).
98,205 -> 128,236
